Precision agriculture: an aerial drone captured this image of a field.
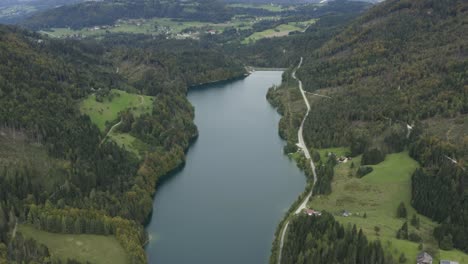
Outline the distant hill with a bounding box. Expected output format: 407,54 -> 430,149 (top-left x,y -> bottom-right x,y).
222,0 -> 382,3
22,0 -> 232,30
21,0 -> 380,30
0,0 -> 85,24
222,0 -> 309,3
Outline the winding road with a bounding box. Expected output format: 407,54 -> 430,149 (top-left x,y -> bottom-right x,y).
12,221 -> 17,239
101,120 -> 122,145
294,59 -> 317,179
277,57 -> 318,264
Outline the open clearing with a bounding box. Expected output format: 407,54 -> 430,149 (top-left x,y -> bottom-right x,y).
316,147 -> 349,159
80,89 -> 153,132
308,151 -> 468,263
44,16 -> 256,38
228,3 -> 286,12
43,16 -> 316,43
243,24 -> 301,44
242,19 -> 317,44
108,132 -> 148,157
19,225 -> 128,264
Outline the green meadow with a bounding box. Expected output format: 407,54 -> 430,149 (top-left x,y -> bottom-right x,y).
44,17 -> 254,38
108,132 -> 148,157
80,89 -> 153,132
228,3 -> 286,12
307,151 -> 468,263
242,19 -> 317,44
19,225 -> 128,264
44,16 -> 315,43
316,147 -> 349,159
80,89 -> 153,156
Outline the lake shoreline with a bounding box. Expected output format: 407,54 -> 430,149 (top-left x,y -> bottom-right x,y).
145,71 -> 306,263
142,73 -> 247,228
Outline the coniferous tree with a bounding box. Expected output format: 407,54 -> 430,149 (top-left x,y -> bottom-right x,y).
396,202 -> 407,218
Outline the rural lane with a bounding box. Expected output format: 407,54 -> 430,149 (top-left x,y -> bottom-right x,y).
100,120 -> 122,145
277,57 -> 318,264
100,94 -> 143,145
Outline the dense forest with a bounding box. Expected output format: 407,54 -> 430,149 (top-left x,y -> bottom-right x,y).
281,213 -> 394,264
296,0 -> 467,149
0,24 -> 245,263
410,137 -> 468,252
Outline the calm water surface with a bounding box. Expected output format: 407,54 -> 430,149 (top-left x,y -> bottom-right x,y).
145,71 -> 306,264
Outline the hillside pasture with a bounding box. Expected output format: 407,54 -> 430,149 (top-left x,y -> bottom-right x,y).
307,152 -> 468,263
80,89 -> 153,132
242,19 -> 317,44
228,3 -> 286,12
19,225 -> 129,264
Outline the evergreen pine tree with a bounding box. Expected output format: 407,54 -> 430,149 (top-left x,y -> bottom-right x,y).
396,202 -> 407,218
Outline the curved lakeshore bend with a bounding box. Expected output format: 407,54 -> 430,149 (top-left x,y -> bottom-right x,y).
145,71 -> 306,264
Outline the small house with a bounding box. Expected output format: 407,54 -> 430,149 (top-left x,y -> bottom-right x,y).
304,209 -> 321,216
338,156 -> 348,163
417,252 -> 433,264
342,210 -> 351,217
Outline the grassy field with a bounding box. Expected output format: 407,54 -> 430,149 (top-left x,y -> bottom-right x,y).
316,147 -> 349,160
243,24 -> 301,44
80,89 -> 153,132
43,15 -> 317,41
108,132 -> 148,157
228,3 -> 286,12
150,18 -> 245,32
44,17 -> 255,38
19,225 -> 128,264
307,151 -> 468,263
242,19 -> 317,44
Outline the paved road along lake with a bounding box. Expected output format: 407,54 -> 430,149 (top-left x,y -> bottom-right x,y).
145,71 -> 306,264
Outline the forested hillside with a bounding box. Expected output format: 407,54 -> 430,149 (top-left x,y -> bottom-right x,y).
281,213 -> 394,264
0,25 -> 245,263
0,0 -> 85,24
223,0 -> 370,67
297,3 -> 468,254
268,0 -> 468,260
292,0 -> 466,149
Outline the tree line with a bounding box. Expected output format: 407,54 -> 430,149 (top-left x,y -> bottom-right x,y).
280,213 -> 394,264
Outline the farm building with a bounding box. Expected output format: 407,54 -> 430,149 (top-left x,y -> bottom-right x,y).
417,252 -> 432,264
342,210 -> 351,217
304,209 -> 321,216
